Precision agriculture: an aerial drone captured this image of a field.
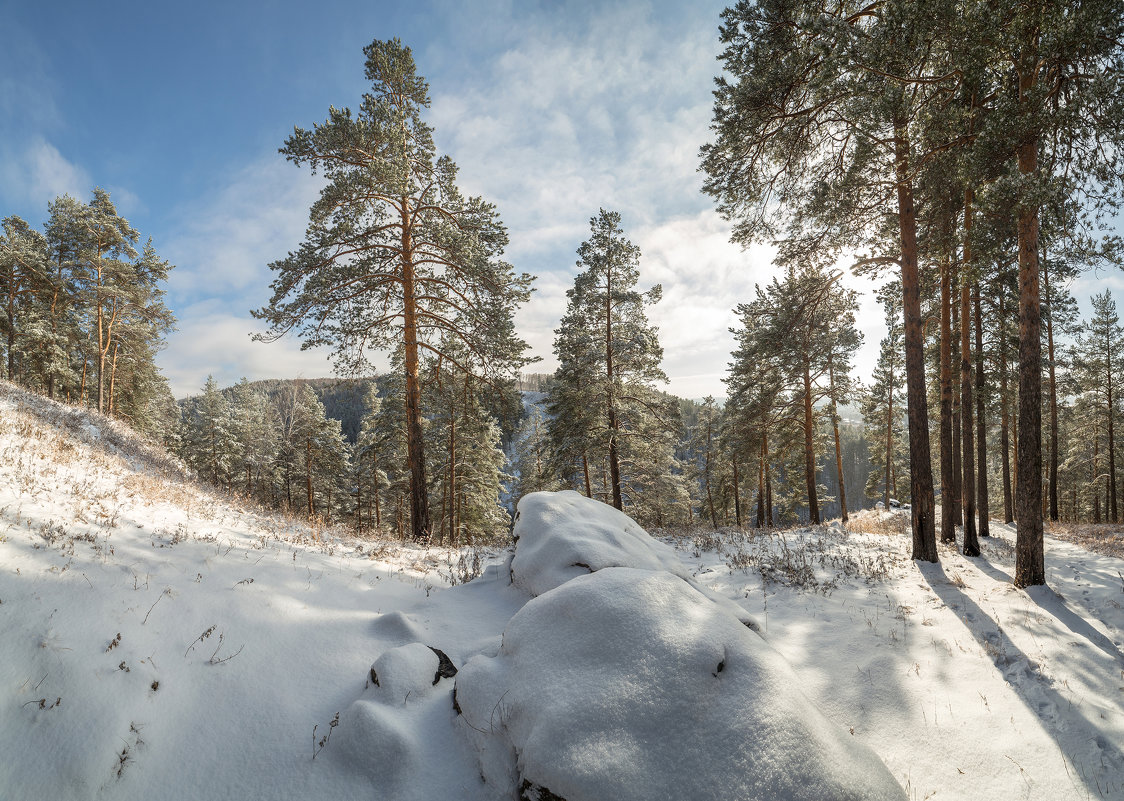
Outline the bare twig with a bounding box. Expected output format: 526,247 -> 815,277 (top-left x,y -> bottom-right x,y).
142,588 -> 171,624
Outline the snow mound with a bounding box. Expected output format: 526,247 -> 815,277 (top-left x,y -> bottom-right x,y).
511,490 -> 691,596
455,567 -> 905,801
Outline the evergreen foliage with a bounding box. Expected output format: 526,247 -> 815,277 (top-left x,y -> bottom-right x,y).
254,38 -> 534,541
0,190 -> 175,425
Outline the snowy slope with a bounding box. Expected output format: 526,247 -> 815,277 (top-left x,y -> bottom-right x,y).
2,380 -> 1123,800
0,382 -> 504,801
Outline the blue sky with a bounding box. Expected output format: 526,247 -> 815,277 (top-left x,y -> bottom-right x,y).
6,0 -> 1113,400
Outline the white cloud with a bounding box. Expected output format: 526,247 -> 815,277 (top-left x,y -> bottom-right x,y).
156,158 -> 328,396
163,159 -> 323,302
160,307 -> 338,399
0,137 -> 91,212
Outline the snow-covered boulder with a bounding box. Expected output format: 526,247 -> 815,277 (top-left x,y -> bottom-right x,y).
366,643 -> 456,698
454,567 -> 905,801
510,490 -> 693,596
511,490 -> 761,631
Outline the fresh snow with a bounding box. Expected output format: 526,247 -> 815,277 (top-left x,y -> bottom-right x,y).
2,380 -> 1123,800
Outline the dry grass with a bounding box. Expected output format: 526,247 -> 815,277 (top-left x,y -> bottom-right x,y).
845,508 -> 911,538
1044,520 -> 1124,559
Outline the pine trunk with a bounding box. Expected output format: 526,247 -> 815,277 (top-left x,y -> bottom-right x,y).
1044,253 -> 1060,521
306,437 -> 314,517
951,273 -> 963,530
884,369 -> 894,510
894,114 -> 937,562
999,286 -> 1014,523
974,282 -> 991,537
1014,119 -> 1045,587
401,204 -> 431,542
1094,435 -> 1101,523
757,438 -> 766,527
108,344 -> 119,416
732,459 -> 742,527
829,357 -> 848,523
1108,365 -> 1117,524
939,254 -> 956,544
961,193 -> 978,555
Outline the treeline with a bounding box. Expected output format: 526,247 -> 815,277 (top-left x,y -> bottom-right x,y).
174,373 -> 519,544
0,189 -> 176,435
700,0 -> 1124,585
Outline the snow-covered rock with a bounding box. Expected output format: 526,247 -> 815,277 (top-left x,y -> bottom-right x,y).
454,567 -> 906,801
510,490 -> 692,596
511,490 -> 760,630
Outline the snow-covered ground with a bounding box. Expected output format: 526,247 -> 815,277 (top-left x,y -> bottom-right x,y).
2,380 -> 1123,800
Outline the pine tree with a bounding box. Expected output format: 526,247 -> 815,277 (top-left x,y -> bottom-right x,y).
229,378 -> 279,500
0,216 -> 49,382
684,397 -> 728,529
42,195 -> 86,399
725,266 -> 860,524
184,376 -> 238,486
78,188 -> 139,414
548,209 -> 681,523
863,285 -> 908,509
254,39 -> 533,541
355,386 -> 390,534
1072,291 -> 1124,524
700,0 -> 965,559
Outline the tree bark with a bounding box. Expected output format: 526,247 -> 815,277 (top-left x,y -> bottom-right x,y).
306,437 -> 315,517
974,281 -> 991,537
1108,355 -> 1117,524
401,204 -> 432,541
1044,251 -> 1060,521
961,192 -> 979,555
1014,116 -> 1045,587
732,459 -> 742,527
951,271 -> 963,530
894,114 -> 937,562
884,364 -> 894,510
940,254 -> 956,544
999,284 -> 1014,523
764,430 -> 774,527
1094,434 -> 1102,523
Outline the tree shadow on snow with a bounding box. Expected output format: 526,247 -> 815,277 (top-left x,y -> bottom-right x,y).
964,551 -> 1013,585
917,561 -> 1124,797
1024,585 -> 1124,666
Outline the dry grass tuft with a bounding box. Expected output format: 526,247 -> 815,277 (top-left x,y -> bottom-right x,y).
845,509 -> 911,537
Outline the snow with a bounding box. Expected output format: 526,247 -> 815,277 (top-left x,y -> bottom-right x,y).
510,490 -> 693,595
2,379 -> 1123,800
456,566 -> 904,800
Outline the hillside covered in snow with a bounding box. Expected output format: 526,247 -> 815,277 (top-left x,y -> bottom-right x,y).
2,381 -> 1123,800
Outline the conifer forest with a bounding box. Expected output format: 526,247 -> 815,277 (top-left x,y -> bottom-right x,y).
5,4 -> 1124,800
3,8 -> 1124,572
